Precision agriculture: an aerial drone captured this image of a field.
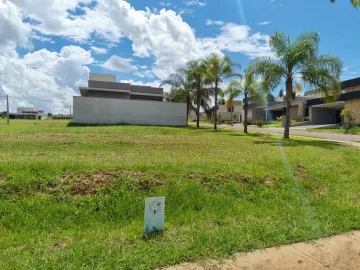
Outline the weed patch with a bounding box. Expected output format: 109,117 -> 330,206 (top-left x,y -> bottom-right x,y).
296,164 -> 307,179
46,170 -> 165,196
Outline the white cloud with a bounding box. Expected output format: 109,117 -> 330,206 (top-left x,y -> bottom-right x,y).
159,2 -> 172,7
0,1 -> 30,49
101,55 -> 137,72
258,21 -> 271,26
0,45 -> 92,114
184,0 -> 207,7
206,19 -> 225,26
11,0 -> 122,43
140,65 -> 148,69
134,69 -> 155,78
200,23 -> 273,58
90,46 -> 109,54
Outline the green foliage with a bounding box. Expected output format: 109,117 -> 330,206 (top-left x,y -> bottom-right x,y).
341,109 -> 357,133
330,0 -> 360,8
255,120 -> 265,127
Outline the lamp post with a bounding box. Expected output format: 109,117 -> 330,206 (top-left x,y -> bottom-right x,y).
0,86 -> 9,125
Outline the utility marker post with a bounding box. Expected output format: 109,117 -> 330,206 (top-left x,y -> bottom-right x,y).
144,197 -> 165,236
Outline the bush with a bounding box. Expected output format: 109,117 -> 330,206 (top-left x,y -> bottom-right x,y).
341,109 -> 356,133
255,120 -> 265,127
304,116 -> 310,121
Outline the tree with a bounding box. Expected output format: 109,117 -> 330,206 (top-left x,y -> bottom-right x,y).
330,0 -> 360,8
248,31 -> 342,139
161,69 -> 192,124
187,61 -> 213,128
227,73 -> 264,133
202,53 -> 240,131
223,81 -> 241,126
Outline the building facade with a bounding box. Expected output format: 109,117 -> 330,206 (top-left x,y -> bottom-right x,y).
245,77 -> 360,125
73,73 -> 187,126
6,107 -> 48,120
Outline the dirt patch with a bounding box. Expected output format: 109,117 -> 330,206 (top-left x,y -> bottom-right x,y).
0,173 -> 5,183
296,164 -> 307,179
46,170 -> 165,196
187,172 -> 279,187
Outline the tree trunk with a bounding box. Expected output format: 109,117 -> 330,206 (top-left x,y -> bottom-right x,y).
230,106 -> 233,126
244,94 -> 248,134
284,78 -> 293,139
196,86 -> 200,128
186,92 -> 190,125
214,80 -> 218,131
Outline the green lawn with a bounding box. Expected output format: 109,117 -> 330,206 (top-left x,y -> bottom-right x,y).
309,126 -> 360,135
1,120 -> 360,269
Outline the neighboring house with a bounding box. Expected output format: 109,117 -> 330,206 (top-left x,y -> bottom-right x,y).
306,77 -> 360,124
7,107 -> 48,120
73,73 -> 187,126
218,100 -> 244,122
245,77 -> 360,125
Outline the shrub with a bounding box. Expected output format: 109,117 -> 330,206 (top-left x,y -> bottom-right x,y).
304,116 -> 310,121
340,109 -> 356,133
255,120 -> 265,127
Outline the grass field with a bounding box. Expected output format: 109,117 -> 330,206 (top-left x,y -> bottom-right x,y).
308,126 -> 360,135
1,120 -> 360,269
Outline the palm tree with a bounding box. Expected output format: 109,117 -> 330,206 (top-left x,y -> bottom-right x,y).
227,73 -> 264,133
330,0 -> 360,8
161,69 -> 192,124
248,31 -> 342,139
187,61 -> 213,128
224,81 -> 241,126
202,53 -> 240,131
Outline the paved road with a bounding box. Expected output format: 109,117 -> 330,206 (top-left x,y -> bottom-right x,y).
196,123 -> 360,146
164,231 -> 360,270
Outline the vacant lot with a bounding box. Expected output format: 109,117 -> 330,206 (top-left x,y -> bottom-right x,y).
0,120 -> 360,269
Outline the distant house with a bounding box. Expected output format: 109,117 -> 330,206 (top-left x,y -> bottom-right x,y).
73,73 -> 187,126
245,77 -> 360,125
8,107 -> 47,120
217,100 -> 244,122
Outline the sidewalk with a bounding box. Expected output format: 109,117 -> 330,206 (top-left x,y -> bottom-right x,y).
164,231 -> 360,270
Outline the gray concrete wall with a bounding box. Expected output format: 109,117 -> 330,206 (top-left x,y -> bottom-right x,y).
89,73 -> 116,82
130,95 -> 163,101
309,107 -> 337,125
88,80 -> 130,90
251,108 -> 266,121
130,85 -> 163,95
73,97 -> 187,126
86,91 -> 130,99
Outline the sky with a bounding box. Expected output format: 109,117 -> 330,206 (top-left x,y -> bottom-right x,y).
0,0 -> 359,114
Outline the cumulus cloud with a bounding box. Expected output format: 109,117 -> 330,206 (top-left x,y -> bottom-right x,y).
200,23 -> 273,58
101,55 -> 137,72
0,45 -> 92,114
11,0 -> 122,43
90,46 -> 109,54
0,1 -> 30,49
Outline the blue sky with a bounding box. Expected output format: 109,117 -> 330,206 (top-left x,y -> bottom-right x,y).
0,0 -> 359,113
